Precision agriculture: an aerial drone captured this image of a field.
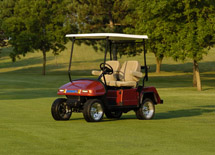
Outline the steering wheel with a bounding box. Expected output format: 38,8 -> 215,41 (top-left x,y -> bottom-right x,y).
99,63 -> 113,75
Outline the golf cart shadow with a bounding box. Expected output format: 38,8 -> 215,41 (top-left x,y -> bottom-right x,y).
68,116 -> 137,122
67,105 -> 215,122
154,107 -> 215,120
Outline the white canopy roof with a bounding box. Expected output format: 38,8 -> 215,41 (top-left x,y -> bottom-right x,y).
65,33 -> 148,40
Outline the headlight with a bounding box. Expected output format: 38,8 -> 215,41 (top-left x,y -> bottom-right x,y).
58,89 -> 65,92
81,90 -> 93,93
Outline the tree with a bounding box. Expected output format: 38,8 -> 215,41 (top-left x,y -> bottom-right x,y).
0,0 -> 16,51
0,29 -> 7,58
68,0 -> 133,59
168,0 -> 215,91
0,29 -> 7,48
2,0 -> 76,75
124,0 -> 173,73
126,0 -> 215,90
69,0 -> 129,33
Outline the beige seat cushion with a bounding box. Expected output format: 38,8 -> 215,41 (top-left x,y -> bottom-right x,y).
108,61 -> 142,87
104,60 -> 120,81
92,70 -> 102,76
107,81 -> 137,87
92,60 -> 120,82
119,61 -> 141,82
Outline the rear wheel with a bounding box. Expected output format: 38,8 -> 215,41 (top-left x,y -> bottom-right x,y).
136,98 -> 155,120
51,98 -> 72,120
105,111 -> 122,119
83,99 -> 104,122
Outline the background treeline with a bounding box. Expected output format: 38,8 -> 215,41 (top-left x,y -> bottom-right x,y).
0,0 -> 215,91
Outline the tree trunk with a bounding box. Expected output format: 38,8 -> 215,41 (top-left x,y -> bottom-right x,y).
42,50 -> 46,75
109,11 -> 114,29
193,60 -> 202,91
193,63 -> 197,87
113,44 -> 117,60
156,57 -> 163,74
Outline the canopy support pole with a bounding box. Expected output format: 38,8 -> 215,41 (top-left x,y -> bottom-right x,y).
143,39 -> 148,87
68,38 -> 75,82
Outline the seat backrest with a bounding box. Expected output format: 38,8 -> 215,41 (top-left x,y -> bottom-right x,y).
104,60 -> 120,82
119,61 -> 141,82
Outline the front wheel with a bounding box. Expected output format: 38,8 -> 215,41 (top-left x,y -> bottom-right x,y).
51,98 -> 72,120
136,98 -> 155,120
83,99 -> 104,122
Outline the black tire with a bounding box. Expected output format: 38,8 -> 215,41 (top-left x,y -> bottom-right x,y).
51,98 -> 72,120
83,99 -> 104,122
136,98 -> 155,120
105,110 -> 122,119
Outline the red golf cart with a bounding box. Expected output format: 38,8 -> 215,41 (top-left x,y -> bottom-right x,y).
51,33 -> 163,122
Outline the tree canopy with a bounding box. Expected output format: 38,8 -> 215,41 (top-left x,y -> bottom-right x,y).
168,0 -> 215,91
125,0 -> 215,91
1,0 -> 76,75
124,0 -> 174,73
0,28 -> 7,48
0,0 -> 16,49
68,0 -> 137,58
68,0 -> 130,33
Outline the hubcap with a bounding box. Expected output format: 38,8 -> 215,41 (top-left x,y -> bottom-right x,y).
142,101 -> 154,119
90,102 -> 103,121
59,102 -> 71,118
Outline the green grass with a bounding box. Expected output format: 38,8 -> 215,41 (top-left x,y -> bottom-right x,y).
0,44 -> 215,154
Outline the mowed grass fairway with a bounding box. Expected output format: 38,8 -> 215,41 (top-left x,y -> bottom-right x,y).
0,43 -> 215,155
